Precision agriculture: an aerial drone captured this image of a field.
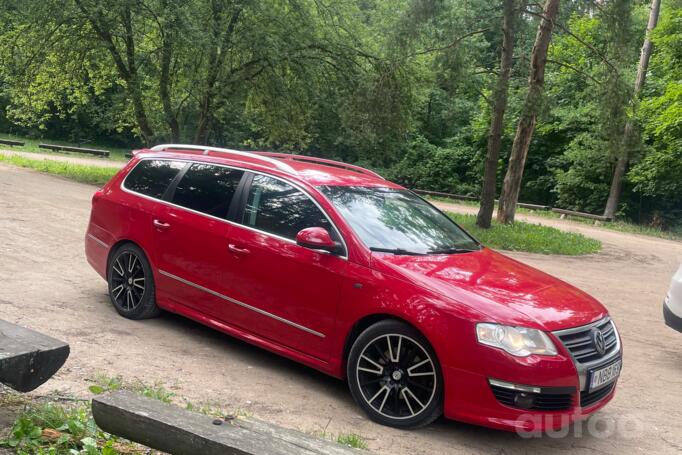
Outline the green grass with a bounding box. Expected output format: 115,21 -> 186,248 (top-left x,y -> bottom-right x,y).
427,196 -> 682,242
450,212 -> 602,255
0,402 -> 140,454
336,433 -> 368,450
0,153 -> 118,186
0,133 -> 130,161
88,375 -> 175,404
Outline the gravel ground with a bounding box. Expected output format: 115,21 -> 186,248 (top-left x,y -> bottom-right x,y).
1,162 -> 681,454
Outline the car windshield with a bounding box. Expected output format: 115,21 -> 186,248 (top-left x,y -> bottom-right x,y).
320,186 -> 480,254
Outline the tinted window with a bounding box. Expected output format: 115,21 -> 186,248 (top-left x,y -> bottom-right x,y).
242,174 -> 334,240
171,163 -> 244,218
125,160 -> 184,199
321,186 -> 480,253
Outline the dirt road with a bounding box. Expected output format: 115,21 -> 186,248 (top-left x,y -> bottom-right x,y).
1,163 -> 681,454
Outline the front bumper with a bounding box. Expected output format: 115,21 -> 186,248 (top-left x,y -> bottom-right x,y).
442,366 -> 618,432
664,297 -> 682,333
442,317 -> 621,432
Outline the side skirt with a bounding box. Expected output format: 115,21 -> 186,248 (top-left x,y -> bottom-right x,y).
157,296 -> 339,378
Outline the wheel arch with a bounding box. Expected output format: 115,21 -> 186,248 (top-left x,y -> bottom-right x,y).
342,313 -> 436,379
106,239 -> 152,273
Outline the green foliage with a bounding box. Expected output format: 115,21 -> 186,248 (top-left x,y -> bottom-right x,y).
336,433 -> 368,450
88,374 -> 175,404
87,375 -> 123,396
450,213 -> 602,255
627,4 -> 682,227
553,133 -> 613,213
0,403 -> 130,454
0,0 -> 679,229
385,135 -> 481,194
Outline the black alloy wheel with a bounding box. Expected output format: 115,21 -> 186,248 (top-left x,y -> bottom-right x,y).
348,320 -> 443,428
107,243 -> 159,319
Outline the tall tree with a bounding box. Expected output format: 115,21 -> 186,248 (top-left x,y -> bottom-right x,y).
74,0 -> 156,143
603,0 -> 661,219
496,0 -> 560,224
476,0 -> 517,228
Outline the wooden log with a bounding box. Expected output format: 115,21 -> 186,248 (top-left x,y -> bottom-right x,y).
517,202 -> 551,211
0,320 -> 70,392
412,189 -> 478,201
551,208 -> 613,222
38,143 -> 62,151
0,139 -> 25,147
413,189 -> 551,210
92,391 -> 361,455
58,145 -> 110,157
37,143 -> 110,157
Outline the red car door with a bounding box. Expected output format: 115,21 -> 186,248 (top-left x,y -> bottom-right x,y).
153,163 -> 245,318
220,173 -> 347,361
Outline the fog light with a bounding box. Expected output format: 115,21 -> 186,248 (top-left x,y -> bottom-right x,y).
513,392 -> 536,409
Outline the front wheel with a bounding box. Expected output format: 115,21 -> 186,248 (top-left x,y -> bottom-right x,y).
347,320 -> 443,429
107,243 -> 160,319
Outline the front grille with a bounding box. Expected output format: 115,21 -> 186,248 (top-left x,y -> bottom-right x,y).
556,318 -> 618,363
580,382 -> 615,407
491,385 -> 574,411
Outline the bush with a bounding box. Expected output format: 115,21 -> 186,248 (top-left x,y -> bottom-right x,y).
553,133 -> 612,214
385,135 -> 481,195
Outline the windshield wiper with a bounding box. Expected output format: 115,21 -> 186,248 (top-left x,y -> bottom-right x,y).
369,247 -> 426,256
426,247 -> 478,255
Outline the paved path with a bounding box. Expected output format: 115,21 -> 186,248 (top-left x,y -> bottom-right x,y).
1,161 -> 681,454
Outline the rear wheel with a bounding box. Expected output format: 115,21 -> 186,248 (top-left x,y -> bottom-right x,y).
107,243 -> 159,319
347,320 -> 443,429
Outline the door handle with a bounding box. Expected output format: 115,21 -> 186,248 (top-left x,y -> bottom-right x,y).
228,243 -> 250,255
153,219 -> 171,230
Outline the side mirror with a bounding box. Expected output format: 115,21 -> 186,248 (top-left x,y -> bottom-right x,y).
296,227 -> 342,254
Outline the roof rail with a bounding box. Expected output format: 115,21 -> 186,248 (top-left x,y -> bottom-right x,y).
256,152 -> 384,180
149,144 -> 296,173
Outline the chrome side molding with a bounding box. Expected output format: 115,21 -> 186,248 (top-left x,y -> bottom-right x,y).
157,269 -> 326,339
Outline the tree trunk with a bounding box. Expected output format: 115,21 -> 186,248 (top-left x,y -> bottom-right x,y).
75,0 -> 155,144
194,3 -> 242,145
121,5 -> 154,144
128,78 -> 155,144
476,0 -> 516,229
603,0 -> 661,219
497,0 -> 559,224
159,1 -> 180,142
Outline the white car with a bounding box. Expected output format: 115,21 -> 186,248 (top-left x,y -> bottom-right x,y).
664,264 -> 682,333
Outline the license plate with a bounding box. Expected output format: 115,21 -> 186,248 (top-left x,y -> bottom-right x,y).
589,359 -> 622,391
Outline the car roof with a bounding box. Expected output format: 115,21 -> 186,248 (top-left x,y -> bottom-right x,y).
132,145 -> 404,189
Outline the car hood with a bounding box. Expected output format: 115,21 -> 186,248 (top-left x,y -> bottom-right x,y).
371,247 -> 607,331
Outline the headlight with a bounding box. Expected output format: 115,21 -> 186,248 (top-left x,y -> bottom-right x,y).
476,323 -> 557,357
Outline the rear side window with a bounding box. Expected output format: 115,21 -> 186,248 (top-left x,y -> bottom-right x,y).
125,160 -> 184,199
171,163 -> 244,218
242,174 -> 335,240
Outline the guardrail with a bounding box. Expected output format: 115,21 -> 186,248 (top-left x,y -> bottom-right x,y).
412,189 -> 611,221
39,143 -> 110,157
0,139 -> 25,147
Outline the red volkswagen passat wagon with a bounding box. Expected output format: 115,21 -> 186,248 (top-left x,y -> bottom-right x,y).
85,144 -> 621,431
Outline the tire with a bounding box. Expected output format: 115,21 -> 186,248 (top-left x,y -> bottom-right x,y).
347,319 -> 443,429
107,243 -> 160,320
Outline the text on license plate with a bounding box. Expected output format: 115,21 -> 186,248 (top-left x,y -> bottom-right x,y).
589,359 -> 622,391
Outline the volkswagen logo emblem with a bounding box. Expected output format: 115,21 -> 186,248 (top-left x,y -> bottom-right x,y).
592,328 -> 606,355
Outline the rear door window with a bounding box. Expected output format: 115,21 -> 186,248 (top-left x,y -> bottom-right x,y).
241,174 -> 336,240
171,163 -> 244,218
125,160 -> 185,199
